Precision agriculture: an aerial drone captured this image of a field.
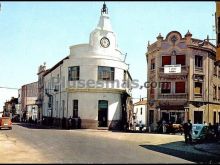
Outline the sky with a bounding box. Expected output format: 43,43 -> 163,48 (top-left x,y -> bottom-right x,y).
0,1 -> 216,111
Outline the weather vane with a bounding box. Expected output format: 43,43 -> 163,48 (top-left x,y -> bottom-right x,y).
101,1 -> 108,14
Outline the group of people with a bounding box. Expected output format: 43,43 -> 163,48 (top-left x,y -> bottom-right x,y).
67,116 -> 81,129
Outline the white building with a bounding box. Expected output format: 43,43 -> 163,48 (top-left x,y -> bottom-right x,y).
42,3 -> 132,130
133,99 -> 147,130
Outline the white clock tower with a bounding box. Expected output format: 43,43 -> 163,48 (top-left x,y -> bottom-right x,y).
89,2 -> 118,54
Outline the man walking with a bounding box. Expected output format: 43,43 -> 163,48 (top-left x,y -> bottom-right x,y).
183,119 -> 192,144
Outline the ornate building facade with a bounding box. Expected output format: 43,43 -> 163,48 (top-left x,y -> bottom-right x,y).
146,31 -> 220,131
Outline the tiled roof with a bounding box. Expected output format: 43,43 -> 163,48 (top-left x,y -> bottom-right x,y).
134,100 -> 147,106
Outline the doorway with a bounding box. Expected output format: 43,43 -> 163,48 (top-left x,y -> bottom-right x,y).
98,100 -> 108,127
194,111 -> 203,124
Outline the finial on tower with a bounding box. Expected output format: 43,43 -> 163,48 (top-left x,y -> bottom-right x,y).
101,1 -> 108,15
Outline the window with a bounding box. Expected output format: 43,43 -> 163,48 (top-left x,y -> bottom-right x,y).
151,58 -> 155,70
218,87 -> 220,101
176,55 -> 185,65
140,108 -> 143,115
73,100 -> 78,118
68,66 -> 80,81
149,110 -> 154,124
150,87 -> 154,99
213,86 -> 217,100
218,17 -> 220,44
214,112 -> 216,125
218,17 -> 220,33
98,66 -> 114,81
162,56 -> 171,67
161,82 -> 171,93
214,66 -> 217,76
194,82 -> 202,96
219,112 -> 220,123
175,82 -> 185,93
48,97 -> 52,108
123,70 -> 126,81
218,66 -> 220,79
195,55 -> 203,68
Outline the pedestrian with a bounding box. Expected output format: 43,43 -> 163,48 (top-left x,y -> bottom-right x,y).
162,119 -> 166,133
214,123 -> 219,139
68,116 -> 72,129
183,119 -> 192,144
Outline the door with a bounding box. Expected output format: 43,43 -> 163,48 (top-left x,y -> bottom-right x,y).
194,111 -> 203,124
98,100 -> 108,127
162,112 -> 169,123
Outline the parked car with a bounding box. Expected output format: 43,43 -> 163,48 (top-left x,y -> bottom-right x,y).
192,124 -> 208,142
0,117 -> 12,130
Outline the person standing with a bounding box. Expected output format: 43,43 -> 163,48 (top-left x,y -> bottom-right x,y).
162,119 -> 167,133
183,119 -> 192,144
68,116 -> 72,129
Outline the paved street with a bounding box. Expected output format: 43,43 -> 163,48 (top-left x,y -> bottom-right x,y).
0,123 -> 219,163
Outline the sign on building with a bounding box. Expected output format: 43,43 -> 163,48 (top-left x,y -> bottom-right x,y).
164,64 -> 181,73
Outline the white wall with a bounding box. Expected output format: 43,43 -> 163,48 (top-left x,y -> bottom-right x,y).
66,92 -> 121,121
134,104 -> 147,126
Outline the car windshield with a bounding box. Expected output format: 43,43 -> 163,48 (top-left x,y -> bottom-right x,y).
192,125 -> 202,130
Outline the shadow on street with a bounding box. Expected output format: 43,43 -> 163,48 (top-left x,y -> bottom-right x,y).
140,141 -> 220,164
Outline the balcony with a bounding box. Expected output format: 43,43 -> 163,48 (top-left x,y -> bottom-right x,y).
194,67 -> 203,74
158,93 -> 188,100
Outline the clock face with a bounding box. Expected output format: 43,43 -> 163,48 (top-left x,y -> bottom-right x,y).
100,37 -> 110,48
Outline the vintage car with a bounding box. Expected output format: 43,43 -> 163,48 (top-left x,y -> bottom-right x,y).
0,117 -> 12,130
192,124 -> 208,142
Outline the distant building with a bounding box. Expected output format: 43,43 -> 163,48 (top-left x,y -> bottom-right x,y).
36,63 -> 47,124
17,89 -> 22,121
3,97 -> 18,118
146,31 -> 219,131
21,82 -> 38,121
133,99 -> 147,130
41,3 -> 132,130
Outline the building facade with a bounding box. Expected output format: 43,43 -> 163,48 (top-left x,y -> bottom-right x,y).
133,99 -> 147,130
216,2 -> 220,64
36,63 -> 47,124
42,3 -> 132,130
146,31 -> 220,131
21,81 -> 38,121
